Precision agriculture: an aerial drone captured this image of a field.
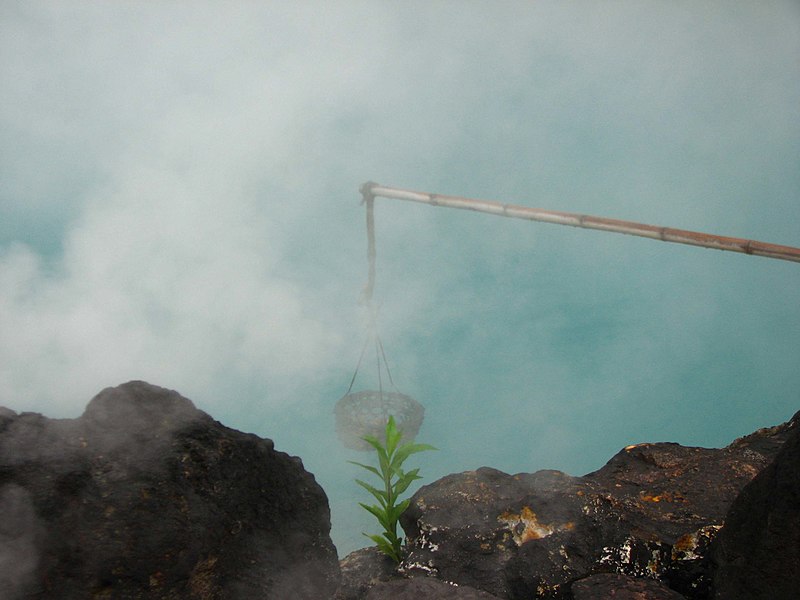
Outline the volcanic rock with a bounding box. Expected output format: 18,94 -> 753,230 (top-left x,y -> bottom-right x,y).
396,413 -> 796,599
364,576 -> 503,599
0,381 -> 340,599
711,412 -> 800,599
334,546 -> 399,600
570,573 -> 685,599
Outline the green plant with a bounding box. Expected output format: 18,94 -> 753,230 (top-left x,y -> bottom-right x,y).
349,416 -> 436,563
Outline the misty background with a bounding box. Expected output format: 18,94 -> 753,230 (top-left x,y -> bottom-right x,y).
1,2 -> 799,556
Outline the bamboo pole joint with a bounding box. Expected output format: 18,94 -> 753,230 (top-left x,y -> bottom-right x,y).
360,182 -> 800,264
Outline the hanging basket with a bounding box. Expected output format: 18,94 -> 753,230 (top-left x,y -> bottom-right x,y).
335,390 -> 424,451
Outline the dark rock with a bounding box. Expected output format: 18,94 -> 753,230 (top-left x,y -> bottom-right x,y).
399,467 -> 602,597
335,546 -> 399,600
570,573 -> 685,599
661,524 -> 720,599
0,380 -> 340,599
0,405 -> 16,428
399,414 -> 796,599
335,545 -> 504,600
365,576 -> 503,599
711,411 -> 800,600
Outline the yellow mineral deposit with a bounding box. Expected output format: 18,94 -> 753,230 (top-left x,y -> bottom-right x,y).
497,506 -> 574,546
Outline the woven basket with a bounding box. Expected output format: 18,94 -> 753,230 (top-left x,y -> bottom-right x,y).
335,390 -> 424,451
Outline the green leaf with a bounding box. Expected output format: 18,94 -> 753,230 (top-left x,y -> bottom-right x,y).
387,498 -> 410,523
347,460 -> 382,479
359,503 -> 391,531
362,435 -> 391,475
362,436 -> 391,470
393,469 -> 422,496
391,442 -> 437,471
361,433 -> 381,449
385,416 -> 403,457
364,533 -> 401,562
354,479 -> 388,506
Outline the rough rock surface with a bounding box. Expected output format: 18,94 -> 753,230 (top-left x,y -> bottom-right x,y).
334,549 -> 503,599
570,573 -> 685,599
711,412 -> 800,599
393,412 -> 797,599
365,577 -> 503,600
0,381 -> 340,599
334,546 -> 398,600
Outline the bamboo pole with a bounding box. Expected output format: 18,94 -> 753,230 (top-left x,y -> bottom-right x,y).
360,182 -> 800,264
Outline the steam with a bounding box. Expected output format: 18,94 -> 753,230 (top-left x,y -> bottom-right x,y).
0,484 -> 42,598
1,2 -> 799,559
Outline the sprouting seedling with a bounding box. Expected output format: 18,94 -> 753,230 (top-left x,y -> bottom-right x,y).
348,415 -> 436,563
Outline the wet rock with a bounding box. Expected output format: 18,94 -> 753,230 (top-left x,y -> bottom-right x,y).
570,573 -> 685,599
0,380 -> 340,599
365,576 -> 503,599
711,412 -> 800,599
399,413 -> 796,599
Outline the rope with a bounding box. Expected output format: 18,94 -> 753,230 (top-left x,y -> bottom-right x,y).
344,307 -> 398,396
344,332 -> 371,396
375,333 -> 383,398
344,182 -> 398,397
377,334 -> 396,390
361,182 -> 377,305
